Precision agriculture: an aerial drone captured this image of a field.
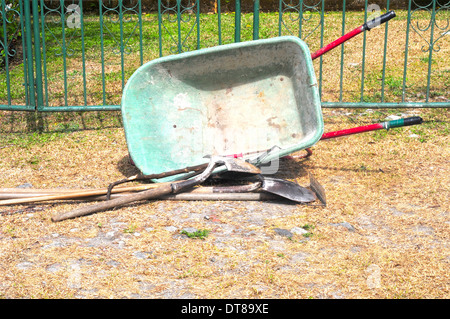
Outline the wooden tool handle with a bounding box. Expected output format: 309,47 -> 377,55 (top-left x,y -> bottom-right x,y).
51,183 -> 173,222
0,184 -> 165,206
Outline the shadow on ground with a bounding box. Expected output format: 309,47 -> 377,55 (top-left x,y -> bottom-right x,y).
0,111 -> 123,134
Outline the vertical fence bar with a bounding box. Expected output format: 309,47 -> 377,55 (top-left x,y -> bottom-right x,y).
217,0 -> 222,45
380,0 -> 391,102
59,0 -> 68,106
138,0 -> 143,65
402,0 -> 412,103
196,0 -> 200,50
360,0 -> 368,102
425,0 -> 437,103
119,0 -> 125,90
39,0 -> 49,107
298,0 -> 303,38
318,0 -> 325,98
339,0 -> 346,102
278,0 -> 282,36
19,0 -> 30,106
177,0 -> 182,52
157,0 -> 162,56
79,0 -> 87,106
1,2 -> 11,105
235,0 -> 241,42
24,0 -> 36,109
253,0 -> 260,40
99,0 -> 106,104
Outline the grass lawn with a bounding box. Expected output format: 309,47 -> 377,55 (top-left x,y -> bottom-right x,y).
1,9 -> 449,109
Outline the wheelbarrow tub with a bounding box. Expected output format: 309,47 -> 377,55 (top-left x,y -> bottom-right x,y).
121,36 -> 323,177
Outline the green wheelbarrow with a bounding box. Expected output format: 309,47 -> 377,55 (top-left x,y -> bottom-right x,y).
121,12 -> 397,181
122,36 -> 322,180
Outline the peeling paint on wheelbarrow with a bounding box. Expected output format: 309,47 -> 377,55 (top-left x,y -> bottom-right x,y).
121,36 -> 324,178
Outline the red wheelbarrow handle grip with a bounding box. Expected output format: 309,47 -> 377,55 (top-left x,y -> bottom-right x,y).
321,116 -> 423,140
363,11 -> 396,30
283,116 -> 422,160
384,116 -> 423,129
311,11 -> 396,60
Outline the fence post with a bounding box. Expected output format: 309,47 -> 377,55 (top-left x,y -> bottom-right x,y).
253,0 -> 260,40
425,0 -> 437,103
31,0 -> 44,110
157,0 -> 162,56
235,0 -> 241,42
23,0 -> 35,109
1,2 -> 11,105
176,0 -> 182,52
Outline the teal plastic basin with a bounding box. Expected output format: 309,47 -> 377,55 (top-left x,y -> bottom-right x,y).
121,36 -> 323,178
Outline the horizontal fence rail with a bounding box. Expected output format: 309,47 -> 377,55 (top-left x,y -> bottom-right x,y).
0,0 -> 449,112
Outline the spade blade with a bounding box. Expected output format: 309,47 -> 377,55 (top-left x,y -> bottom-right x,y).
261,177 -> 316,203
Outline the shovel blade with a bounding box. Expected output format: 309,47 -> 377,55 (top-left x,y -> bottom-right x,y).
261,177 -> 316,203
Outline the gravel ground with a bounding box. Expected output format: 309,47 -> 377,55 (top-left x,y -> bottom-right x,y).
1,108 -> 448,299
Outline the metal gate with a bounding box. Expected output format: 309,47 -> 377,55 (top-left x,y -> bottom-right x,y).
1,0 -> 449,112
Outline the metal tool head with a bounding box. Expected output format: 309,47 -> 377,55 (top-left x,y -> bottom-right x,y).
172,156 -> 261,194
260,176 -> 316,203
219,157 -> 261,174
204,156 -> 261,178
308,173 -> 326,206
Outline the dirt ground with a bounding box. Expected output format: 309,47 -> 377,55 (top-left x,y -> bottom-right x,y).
0,108 -> 448,299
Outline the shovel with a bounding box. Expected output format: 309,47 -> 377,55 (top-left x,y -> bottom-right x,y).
258,176 -> 317,203
212,170 -> 318,204
51,156 -> 261,222
212,147 -> 319,204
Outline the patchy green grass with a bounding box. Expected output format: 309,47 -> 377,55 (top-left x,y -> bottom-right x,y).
1,9 -> 448,108
181,229 -> 211,240
1,131 -> 65,148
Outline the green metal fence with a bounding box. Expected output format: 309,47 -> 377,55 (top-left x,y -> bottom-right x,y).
0,0 -> 449,112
